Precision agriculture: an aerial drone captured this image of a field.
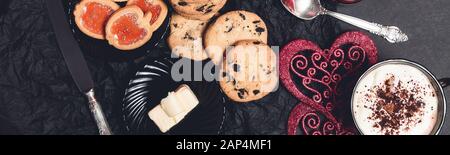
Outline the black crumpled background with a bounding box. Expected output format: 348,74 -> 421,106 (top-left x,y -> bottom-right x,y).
0,0 -> 342,135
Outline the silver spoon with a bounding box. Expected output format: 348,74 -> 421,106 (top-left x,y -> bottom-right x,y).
281,0 -> 408,43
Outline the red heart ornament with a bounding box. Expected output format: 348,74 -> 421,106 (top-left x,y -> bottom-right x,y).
280,31 -> 378,135
288,103 -> 354,135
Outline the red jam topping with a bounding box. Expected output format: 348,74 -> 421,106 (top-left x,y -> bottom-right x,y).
132,0 -> 162,24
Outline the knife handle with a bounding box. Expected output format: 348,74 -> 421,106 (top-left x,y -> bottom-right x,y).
85,89 -> 113,135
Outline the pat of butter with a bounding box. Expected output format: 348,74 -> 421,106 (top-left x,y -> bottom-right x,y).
175,86 -> 198,111
148,85 -> 199,133
148,105 -> 175,133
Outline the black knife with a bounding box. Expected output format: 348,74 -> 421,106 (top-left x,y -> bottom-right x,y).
45,0 -> 112,135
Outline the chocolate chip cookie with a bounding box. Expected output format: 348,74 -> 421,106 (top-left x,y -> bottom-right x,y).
170,0 -> 226,16
167,14 -> 209,61
219,40 -> 278,102
204,10 -> 268,64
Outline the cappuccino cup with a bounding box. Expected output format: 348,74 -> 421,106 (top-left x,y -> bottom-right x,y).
351,59 -> 449,135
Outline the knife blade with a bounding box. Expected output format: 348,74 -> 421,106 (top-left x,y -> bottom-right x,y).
45,0 -> 112,135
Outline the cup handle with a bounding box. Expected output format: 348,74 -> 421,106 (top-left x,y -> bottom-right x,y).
439,78 -> 450,88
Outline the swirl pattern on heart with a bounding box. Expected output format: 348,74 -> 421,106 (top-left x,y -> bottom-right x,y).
291,46 -> 368,110
280,31 -> 378,135
288,103 -> 354,135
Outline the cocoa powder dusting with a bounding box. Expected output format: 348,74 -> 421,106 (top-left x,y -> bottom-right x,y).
365,75 -> 426,135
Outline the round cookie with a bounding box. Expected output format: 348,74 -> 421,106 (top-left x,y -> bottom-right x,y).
167,14 -> 209,61
170,0 -> 226,16
179,10 -> 219,21
204,10 -> 268,64
219,40 -> 278,102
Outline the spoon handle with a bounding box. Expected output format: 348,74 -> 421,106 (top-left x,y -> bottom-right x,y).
323,10 -> 408,43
